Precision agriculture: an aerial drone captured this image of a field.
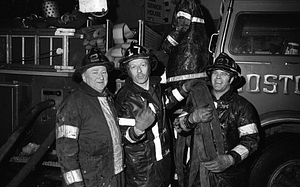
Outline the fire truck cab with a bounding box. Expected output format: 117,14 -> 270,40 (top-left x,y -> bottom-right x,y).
210,0 -> 300,186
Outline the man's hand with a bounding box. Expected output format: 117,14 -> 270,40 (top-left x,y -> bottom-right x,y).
135,100 -> 156,132
188,106 -> 214,123
203,154 -> 235,173
173,113 -> 191,133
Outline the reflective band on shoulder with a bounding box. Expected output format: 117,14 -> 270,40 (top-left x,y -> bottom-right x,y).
63,169 -> 83,185
56,125 -> 79,140
167,72 -> 207,83
177,11 -> 191,20
238,123 -> 258,137
231,144 -> 249,160
167,35 -> 178,46
172,89 -> 185,102
119,118 -> 136,126
191,17 -> 205,23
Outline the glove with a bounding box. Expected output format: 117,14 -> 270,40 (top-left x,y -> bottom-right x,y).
182,79 -> 205,93
135,100 -> 156,132
203,154 -> 235,173
173,112 -> 191,133
188,106 -> 214,123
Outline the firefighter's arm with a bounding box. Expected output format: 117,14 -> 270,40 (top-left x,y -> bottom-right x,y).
56,99 -> 84,187
165,79 -> 207,109
228,102 -> 260,165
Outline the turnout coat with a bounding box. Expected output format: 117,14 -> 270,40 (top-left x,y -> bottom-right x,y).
115,76 -> 186,187
176,82 -> 260,187
56,82 -> 124,187
161,0 -> 210,83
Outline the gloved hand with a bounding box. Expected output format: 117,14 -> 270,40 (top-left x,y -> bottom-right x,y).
203,154 -> 235,173
135,100 -> 156,132
188,106 -> 214,123
173,112 -> 191,133
182,79 -> 205,92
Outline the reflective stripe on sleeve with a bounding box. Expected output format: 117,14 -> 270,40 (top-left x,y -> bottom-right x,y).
191,17 -> 205,23
118,118 -> 136,126
63,169 -> 83,185
231,144 -> 249,160
172,89 -> 185,101
238,123 -> 258,137
167,35 -> 178,46
56,125 -> 79,140
177,11 -> 191,20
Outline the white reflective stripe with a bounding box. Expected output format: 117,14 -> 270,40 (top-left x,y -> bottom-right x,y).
167,35 -> 178,46
167,72 -> 207,83
153,123 -> 163,161
119,118 -> 136,126
214,101 -> 218,108
231,144 -> 249,160
147,102 -> 162,161
186,147 -> 190,164
238,123 -> 258,138
172,89 -> 185,102
191,17 -> 205,23
56,125 -> 79,140
177,11 -> 191,20
63,169 -> 83,185
125,127 -> 138,143
148,103 -> 156,113
165,95 -> 170,105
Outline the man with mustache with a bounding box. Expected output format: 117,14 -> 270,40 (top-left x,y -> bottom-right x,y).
115,42 -> 195,187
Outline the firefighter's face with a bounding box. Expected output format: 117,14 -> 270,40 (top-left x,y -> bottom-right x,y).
211,69 -> 234,94
82,66 -> 108,93
127,59 -> 151,87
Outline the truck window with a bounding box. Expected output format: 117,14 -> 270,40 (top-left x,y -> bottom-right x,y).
229,12 -> 300,56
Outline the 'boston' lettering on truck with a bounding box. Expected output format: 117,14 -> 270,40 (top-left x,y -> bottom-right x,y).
239,73 -> 300,94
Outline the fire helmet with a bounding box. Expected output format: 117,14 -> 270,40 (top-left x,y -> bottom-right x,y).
73,48 -> 114,83
206,52 -> 241,77
119,42 -> 158,74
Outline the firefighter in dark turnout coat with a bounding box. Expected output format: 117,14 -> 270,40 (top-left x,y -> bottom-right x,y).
56,49 -> 124,187
115,43 -> 195,187
174,53 -> 260,187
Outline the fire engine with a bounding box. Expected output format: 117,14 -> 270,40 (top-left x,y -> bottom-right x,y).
0,0 -> 299,186
209,0 -> 300,186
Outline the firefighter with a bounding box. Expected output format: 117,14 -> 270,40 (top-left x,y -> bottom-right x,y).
175,53 -> 260,187
55,49 -> 124,187
115,42 -> 196,187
